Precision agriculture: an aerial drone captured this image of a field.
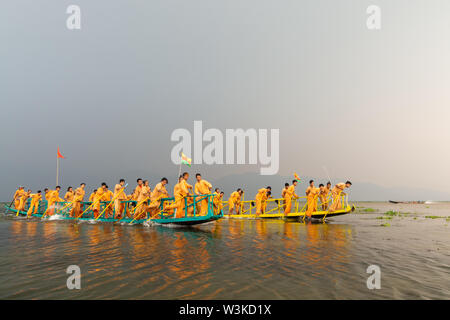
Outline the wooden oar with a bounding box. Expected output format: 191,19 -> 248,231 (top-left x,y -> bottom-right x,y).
94,186 -> 127,221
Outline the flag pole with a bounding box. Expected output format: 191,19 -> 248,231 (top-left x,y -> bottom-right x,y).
56,156 -> 59,186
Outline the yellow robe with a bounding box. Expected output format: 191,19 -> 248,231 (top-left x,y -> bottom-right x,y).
329,183 -> 346,212
114,184 -> 127,218
64,191 -> 74,202
71,187 -> 85,217
305,187 -> 320,217
174,180 -> 191,218
18,192 -> 30,212
93,188 -> 104,215
255,188 -> 268,215
148,182 -> 169,217
14,189 -> 25,209
27,193 -> 42,216
194,179 -> 212,216
228,191 -> 241,214
284,185 -> 297,214
45,190 -> 60,215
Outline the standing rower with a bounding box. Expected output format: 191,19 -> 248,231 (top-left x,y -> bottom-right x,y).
103,185 -> 114,218
305,184 -> 320,218
329,181 -> 352,212
284,180 -> 299,215
255,186 -> 271,215
70,183 -> 86,218
113,179 -> 127,219
148,178 -> 169,218
89,189 -> 97,202
13,186 -> 25,209
194,173 -> 213,216
92,183 -> 106,219
228,188 -> 243,215
27,190 -> 42,217
45,186 -> 61,216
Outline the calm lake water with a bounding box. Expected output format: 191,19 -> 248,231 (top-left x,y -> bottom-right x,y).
0,202 -> 449,299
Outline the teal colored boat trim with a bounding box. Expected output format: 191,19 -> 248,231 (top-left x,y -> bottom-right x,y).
3,192 -> 223,226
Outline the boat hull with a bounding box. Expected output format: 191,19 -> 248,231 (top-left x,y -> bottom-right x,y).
223,205 -> 355,220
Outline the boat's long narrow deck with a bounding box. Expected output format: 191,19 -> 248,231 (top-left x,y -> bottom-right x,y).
224,205 -> 354,219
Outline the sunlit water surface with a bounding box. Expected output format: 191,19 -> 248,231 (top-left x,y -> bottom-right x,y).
0,203 -> 449,299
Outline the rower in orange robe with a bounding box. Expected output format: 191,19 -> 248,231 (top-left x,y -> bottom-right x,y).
284,180 -> 299,215
13,186 -> 26,209
18,190 -> 31,212
329,181 -> 352,212
260,190 -> 271,214
113,179 -> 127,219
70,183 -> 86,218
102,185 -> 114,218
194,173 -> 213,216
212,188 -> 221,215
255,186 -> 271,215
218,192 -> 224,213
135,180 -> 151,220
148,178 -> 169,218
45,186 -> 61,216
27,190 -> 42,217
318,183 -> 329,211
228,188 -> 243,215
92,183 -> 106,219
64,187 -> 74,202
175,173 -> 193,218
305,185 -> 320,218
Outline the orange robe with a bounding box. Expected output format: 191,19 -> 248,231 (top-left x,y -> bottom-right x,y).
148,182 -> 169,217
319,187 -> 330,210
27,193 -> 42,216
114,184 -> 127,218
71,187 -> 85,217
18,192 -> 30,212
255,188 -> 269,215
194,179 -> 212,216
93,188 -> 104,217
228,191 -> 241,214
329,183 -> 346,212
64,191 -> 74,202
284,185 -> 298,214
14,189 -> 25,209
305,187 -> 320,217
45,190 -> 60,215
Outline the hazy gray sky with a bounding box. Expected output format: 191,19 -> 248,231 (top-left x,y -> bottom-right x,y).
1,1 -> 450,200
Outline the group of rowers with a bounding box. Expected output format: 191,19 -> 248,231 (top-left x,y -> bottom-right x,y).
11,171 -> 352,220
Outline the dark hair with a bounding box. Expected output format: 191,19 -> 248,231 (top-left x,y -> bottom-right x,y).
137,178 -> 143,183
37,190 -> 41,193
327,181 -> 331,185
292,180 -> 297,184
44,188 -> 48,191
80,183 -> 86,186
319,184 -> 324,187
93,189 -> 97,192
237,188 -> 242,192
346,181 -> 352,185
101,182 -> 107,187
266,186 -> 271,190
161,177 -> 168,182
220,191 -> 224,195
285,183 -> 289,187
309,180 -> 314,184
56,186 -> 61,189
144,180 -> 148,184
105,185 -> 109,188
267,191 -> 271,196
196,173 -> 201,177
182,172 -> 189,177
215,188 -> 219,192
119,179 -> 125,183
67,187 -> 72,191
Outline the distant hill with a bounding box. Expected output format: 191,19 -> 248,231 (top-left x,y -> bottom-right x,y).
213,172 -> 450,201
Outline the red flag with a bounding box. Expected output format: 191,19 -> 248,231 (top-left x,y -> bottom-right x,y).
57,147 -> 65,159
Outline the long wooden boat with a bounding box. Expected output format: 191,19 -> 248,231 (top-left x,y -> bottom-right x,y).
222,193 -> 354,220
4,194 -> 223,226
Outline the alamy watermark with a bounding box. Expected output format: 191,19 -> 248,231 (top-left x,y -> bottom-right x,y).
171,121 -> 279,175
366,264 -> 381,289
66,265 -> 81,290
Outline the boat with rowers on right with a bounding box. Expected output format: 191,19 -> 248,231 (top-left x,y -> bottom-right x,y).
223,193 -> 355,220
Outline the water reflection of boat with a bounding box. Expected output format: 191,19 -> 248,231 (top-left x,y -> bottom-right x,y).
223,194 -> 354,221
4,194 -> 223,227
